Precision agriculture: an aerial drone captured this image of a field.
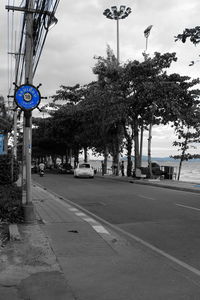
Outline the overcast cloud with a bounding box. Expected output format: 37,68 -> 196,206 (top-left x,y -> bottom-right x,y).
1,0 -> 200,157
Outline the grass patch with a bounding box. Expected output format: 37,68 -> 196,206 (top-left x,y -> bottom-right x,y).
0,184 -> 24,224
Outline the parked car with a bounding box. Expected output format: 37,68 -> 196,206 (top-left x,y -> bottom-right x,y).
74,163 -> 94,178
58,163 -> 73,174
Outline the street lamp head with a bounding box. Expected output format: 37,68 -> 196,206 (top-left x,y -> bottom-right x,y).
103,8 -> 110,16
120,5 -> 126,13
103,5 -> 132,63
144,25 -> 153,38
125,7 -> 132,15
111,6 -> 117,13
103,5 -> 132,20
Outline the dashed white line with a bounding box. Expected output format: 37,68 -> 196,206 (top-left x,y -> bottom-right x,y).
138,194 -> 156,200
69,208 -> 79,212
75,212 -> 87,217
83,217 -> 97,224
176,203 -> 200,212
92,225 -> 109,234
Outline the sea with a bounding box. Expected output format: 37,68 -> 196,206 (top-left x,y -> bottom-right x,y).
87,159 -> 200,183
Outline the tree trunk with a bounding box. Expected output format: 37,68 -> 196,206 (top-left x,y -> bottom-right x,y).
126,136 -> 133,177
74,148 -> 79,168
177,132 -> 189,180
52,155 -> 57,168
134,119 -> 140,170
148,123 -> 153,178
66,149 -> 70,163
103,146 -> 108,174
177,158 -> 183,181
84,147 -> 88,162
139,122 -> 144,168
112,136 -> 120,176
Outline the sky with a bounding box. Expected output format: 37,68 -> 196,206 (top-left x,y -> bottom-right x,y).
1,0 -> 200,157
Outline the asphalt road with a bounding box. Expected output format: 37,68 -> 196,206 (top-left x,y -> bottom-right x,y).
33,172 -> 200,270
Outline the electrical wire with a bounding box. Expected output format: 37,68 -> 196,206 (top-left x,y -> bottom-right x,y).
7,0 -> 60,89
7,0 -> 10,101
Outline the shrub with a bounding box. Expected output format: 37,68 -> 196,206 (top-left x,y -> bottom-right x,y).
0,154 -> 20,185
0,184 -> 24,223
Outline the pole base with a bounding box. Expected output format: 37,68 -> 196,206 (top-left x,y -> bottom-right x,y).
23,203 -> 36,224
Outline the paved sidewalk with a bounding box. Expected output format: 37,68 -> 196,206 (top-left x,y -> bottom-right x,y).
1,181 -> 200,299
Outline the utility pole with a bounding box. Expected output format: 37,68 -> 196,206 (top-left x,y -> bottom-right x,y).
6,1 -> 35,221
23,0 -> 35,221
6,2 -> 58,221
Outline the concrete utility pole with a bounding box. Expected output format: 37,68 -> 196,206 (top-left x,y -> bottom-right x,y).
6,2 -> 58,220
23,0 -> 35,221
6,1 -> 35,221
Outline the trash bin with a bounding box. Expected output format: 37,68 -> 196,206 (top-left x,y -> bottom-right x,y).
163,166 -> 174,179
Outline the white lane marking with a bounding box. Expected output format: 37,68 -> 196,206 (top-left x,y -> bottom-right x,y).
69,208 -> 79,212
176,203 -> 200,212
83,217 -> 97,224
39,186 -> 110,235
138,194 -> 156,200
92,225 -> 109,234
75,212 -> 87,217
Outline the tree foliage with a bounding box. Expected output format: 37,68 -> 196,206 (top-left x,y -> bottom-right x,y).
175,26 -> 200,45
32,46 -> 200,177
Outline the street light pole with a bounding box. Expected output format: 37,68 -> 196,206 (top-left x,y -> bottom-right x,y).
116,17 -> 119,62
140,26 -> 153,169
103,6 -> 132,63
143,25 -> 154,178
103,5 -> 131,176
144,25 -> 153,58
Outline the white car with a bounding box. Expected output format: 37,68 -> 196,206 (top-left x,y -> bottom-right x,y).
74,163 -> 94,178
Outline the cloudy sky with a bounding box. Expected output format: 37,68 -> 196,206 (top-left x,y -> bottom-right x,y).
1,0 -> 200,157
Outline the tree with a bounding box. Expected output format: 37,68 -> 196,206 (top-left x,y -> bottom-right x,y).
175,26 -> 200,65
170,84 -> 200,180
120,52 -> 178,175
93,46 -> 125,175
175,27 -> 200,45
0,96 -> 13,154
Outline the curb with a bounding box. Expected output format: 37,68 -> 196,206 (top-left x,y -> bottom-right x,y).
129,180 -> 200,194
96,175 -> 200,194
9,224 -> 21,241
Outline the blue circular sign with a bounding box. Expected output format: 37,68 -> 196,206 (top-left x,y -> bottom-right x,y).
14,84 -> 41,110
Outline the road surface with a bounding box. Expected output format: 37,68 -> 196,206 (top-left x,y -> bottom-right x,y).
33,172 -> 200,270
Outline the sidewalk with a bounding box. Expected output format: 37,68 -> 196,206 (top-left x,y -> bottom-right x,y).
1,180 -> 200,299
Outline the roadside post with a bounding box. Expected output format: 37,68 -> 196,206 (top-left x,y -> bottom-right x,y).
14,84 -> 41,222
